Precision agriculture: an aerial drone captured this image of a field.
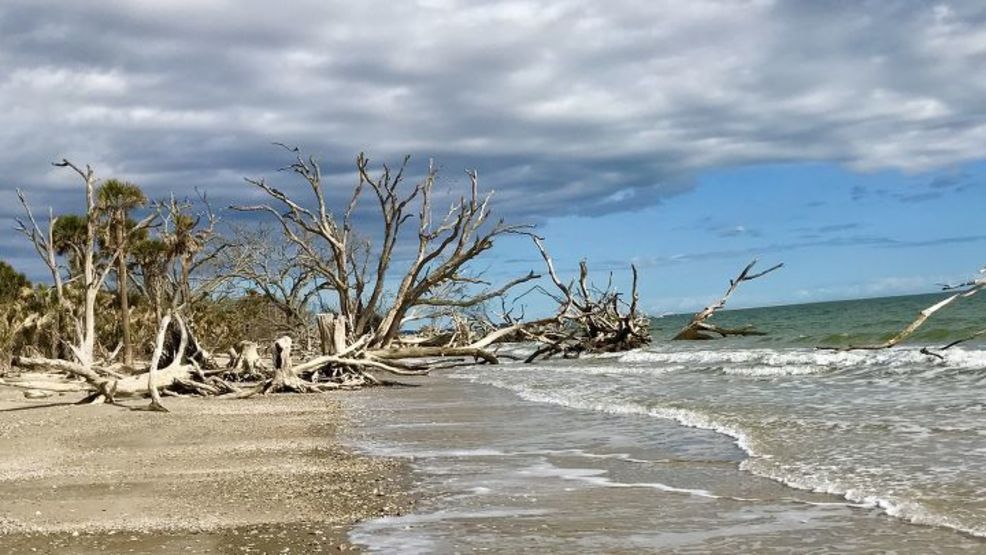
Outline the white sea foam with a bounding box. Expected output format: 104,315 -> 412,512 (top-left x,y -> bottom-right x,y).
489,385 -> 757,459
720,364 -> 828,376
351,508 -> 551,555
503,363 -> 686,377
516,460 -> 723,499
616,345 -> 986,375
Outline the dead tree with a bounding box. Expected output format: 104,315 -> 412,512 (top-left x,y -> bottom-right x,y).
5,152 -> 657,403
158,193 -> 233,314
225,226 -> 321,343
520,236 -> 650,362
15,161 -> 153,376
827,268 -> 986,353
673,259 -> 783,340
9,313 -> 212,404
235,148 -> 539,352
13,202 -> 73,360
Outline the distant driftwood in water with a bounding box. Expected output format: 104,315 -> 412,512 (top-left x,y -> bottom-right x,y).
673,259 -> 783,340
820,268 -> 986,356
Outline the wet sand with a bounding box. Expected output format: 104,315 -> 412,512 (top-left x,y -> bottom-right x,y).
0,389 -> 413,554
343,375 -> 986,554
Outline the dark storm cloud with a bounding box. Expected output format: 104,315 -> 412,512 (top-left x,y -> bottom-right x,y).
4,0 -> 986,269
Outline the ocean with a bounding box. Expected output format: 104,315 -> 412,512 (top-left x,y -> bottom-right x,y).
347,292 -> 986,553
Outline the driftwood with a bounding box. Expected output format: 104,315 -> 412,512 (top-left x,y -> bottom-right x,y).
921,328 -> 986,360
9,315 -> 206,405
674,259 -> 782,340
519,236 -> 650,362
830,269 -> 986,354
227,341 -> 264,378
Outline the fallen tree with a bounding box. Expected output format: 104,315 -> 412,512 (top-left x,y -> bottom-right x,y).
518,236 -> 650,362
673,259 -> 783,340
823,268 -> 986,354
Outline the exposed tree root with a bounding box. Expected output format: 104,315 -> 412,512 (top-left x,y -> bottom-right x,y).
519,236 -> 650,363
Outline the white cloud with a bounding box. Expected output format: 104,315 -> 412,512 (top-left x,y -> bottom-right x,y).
2,0 -> 986,227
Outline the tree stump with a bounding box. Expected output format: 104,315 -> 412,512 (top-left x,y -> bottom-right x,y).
317,314 -> 347,355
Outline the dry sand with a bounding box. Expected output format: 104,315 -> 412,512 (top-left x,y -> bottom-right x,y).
0,387 -> 413,553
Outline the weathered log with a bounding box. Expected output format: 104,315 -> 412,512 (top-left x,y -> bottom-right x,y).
369,346 -> 499,365
0,378 -> 87,393
674,259 -> 782,340
111,364 -> 197,398
11,356 -> 105,381
831,271 -> 985,353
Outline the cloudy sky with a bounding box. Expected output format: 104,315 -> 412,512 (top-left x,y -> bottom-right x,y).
2,0 -> 985,312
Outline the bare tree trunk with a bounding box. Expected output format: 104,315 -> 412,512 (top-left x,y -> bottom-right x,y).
77,177 -> 100,370
232,341 -> 263,377
317,314 -> 347,355
117,218 -> 134,366
144,313 -> 171,411
269,336 -> 295,390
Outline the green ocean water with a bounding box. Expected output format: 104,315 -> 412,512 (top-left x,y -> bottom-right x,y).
351,292 -> 986,551
454,291 -> 986,539
652,291 -> 986,348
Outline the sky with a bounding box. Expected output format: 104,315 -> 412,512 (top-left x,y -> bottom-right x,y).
1,0 -> 985,314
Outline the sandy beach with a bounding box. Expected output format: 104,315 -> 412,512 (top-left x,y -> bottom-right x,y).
0,389 -> 413,553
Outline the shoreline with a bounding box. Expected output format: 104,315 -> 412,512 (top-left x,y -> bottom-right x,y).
0,389 -> 414,553
341,373 -> 986,553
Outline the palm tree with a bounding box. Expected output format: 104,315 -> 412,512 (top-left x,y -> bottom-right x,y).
161,199 -> 211,310
0,260 -> 30,302
51,214 -> 89,272
131,237 -> 169,322
97,179 -> 147,366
